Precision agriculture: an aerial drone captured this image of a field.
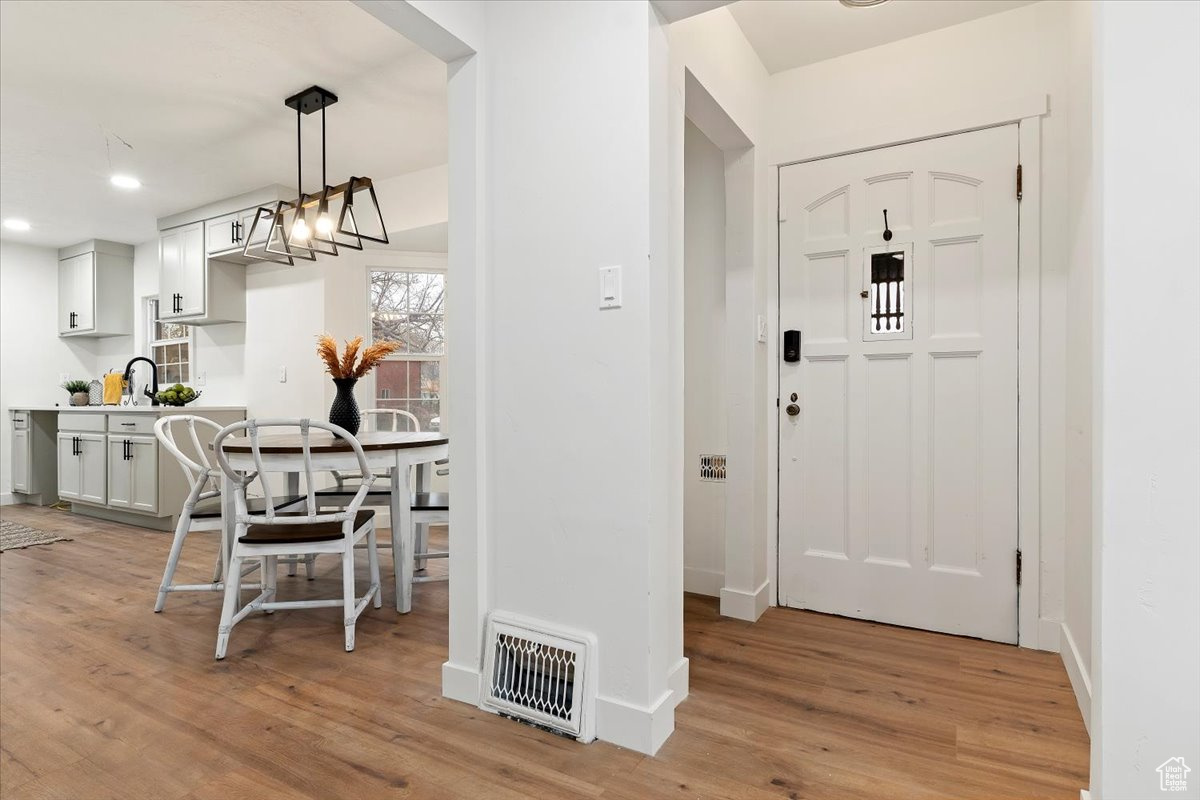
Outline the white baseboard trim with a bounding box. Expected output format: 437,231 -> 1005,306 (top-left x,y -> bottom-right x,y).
1059,621 -> 1092,733
1080,790 -> 1091,800
1038,617 -> 1062,652
720,579 -> 769,622
441,660 -> 481,706
595,688 -> 676,755
666,656 -> 689,708
0,493 -> 15,507
684,566 -> 723,597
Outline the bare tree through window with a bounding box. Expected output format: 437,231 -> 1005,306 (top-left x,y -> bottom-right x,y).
370,270 -> 445,430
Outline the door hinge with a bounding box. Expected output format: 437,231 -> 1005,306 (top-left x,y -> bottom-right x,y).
1016,164 -> 1023,202
1016,548 -> 1023,586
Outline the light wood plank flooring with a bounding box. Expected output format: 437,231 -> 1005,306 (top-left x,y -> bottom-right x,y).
0,506 -> 1088,799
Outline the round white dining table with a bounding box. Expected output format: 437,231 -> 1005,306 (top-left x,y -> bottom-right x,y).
217,430 -> 448,613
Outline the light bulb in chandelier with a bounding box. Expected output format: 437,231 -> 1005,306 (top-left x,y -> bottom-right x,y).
315,203 -> 334,235
292,215 -> 310,242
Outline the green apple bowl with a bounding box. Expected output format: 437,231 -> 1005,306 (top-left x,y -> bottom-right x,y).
155,385 -> 202,407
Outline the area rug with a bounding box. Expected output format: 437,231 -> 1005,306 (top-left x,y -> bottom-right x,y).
0,520 -> 71,552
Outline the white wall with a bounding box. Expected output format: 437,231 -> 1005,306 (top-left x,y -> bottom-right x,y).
683,118 -> 727,596
765,0 -> 1074,649
0,241 -> 100,501
1061,0 -> 1094,731
1091,2 -> 1200,797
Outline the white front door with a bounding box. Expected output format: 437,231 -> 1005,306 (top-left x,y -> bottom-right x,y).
778,125 -> 1020,643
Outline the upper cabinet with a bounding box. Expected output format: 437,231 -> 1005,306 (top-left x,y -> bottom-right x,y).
57,240 -> 134,338
154,186 -> 292,326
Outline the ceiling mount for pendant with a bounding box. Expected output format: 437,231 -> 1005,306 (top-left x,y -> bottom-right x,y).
284,85 -> 338,115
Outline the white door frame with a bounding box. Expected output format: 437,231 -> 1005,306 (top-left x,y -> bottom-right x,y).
767,94 -> 1049,650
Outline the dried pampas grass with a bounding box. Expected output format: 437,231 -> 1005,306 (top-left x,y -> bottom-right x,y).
316,333 -> 401,379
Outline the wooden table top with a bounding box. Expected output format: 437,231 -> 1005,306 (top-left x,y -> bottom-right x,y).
218,430 -> 448,454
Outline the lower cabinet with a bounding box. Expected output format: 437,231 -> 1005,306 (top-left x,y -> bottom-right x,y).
106,435 -> 158,514
11,427 -> 30,493
56,432 -> 106,505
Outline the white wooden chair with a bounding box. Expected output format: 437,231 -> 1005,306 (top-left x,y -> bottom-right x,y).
153,416 -> 276,611
212,419 -> 382,659
312,408 -> 449,582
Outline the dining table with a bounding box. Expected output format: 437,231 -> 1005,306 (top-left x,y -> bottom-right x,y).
217,430 -> 449,613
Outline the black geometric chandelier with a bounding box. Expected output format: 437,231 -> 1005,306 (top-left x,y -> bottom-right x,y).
243,85 -> 389,265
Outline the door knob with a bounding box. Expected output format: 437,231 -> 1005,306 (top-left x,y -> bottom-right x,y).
785,403 -> 800,417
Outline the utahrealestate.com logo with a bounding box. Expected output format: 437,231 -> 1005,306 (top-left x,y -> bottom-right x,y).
1157,757 -> 1191,793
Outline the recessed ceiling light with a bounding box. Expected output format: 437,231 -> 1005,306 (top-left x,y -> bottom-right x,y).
3,218 -> 31,232
839,0 -> 889,6
110,174 -> 141,189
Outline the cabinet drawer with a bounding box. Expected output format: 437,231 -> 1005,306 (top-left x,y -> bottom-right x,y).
11,412 -> 29,430
58,412 -> 107,432
108,414 -> 156,436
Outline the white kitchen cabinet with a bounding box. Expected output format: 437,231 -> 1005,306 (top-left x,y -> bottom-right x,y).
11,427 -> 30,494
158,222 -> 245,325
57,241 -> 133,338
106,435 -> 157,514
57,432 -> 106,505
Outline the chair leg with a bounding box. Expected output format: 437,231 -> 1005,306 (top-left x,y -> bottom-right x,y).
415,522 -> 429,571
367,525 -> 382,610
210,539 -> 224,584
286,555 -> 297,577
305,554 -> 316,581
263,555 -> 278,612
155,512 -> 193,612
215,553 -> 244,660
342,547 -> 357,652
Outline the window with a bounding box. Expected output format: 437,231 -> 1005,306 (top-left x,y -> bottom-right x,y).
146,297 -> 192,384
869,251 -> 905,334
369,269 -> 445,430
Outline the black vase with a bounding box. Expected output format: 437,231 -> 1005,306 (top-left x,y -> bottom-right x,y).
329,377 -> 361,435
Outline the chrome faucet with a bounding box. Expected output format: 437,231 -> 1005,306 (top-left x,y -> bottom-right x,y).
123,357 -> 160,406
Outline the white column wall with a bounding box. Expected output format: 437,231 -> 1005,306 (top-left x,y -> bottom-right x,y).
1090,2 -> 1200,797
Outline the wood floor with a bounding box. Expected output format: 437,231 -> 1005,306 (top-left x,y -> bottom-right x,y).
0,505 -> 1088,799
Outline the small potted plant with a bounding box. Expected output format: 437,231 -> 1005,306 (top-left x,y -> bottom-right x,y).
62,379 -> 91,407
316,334 -> 401,435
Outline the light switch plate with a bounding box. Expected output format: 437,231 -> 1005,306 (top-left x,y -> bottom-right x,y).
195,371 -> 207,387
599,266 -> 621,309
278,366 -> 287,383
59,373 -> 71,384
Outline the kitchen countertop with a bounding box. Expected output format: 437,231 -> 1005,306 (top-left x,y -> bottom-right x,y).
14,405 -> 246,413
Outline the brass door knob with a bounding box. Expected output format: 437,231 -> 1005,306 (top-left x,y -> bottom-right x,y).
785,403 -> 801,417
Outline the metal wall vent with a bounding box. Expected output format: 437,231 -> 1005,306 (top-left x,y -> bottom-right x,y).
700,454 -> 727,481
480,612 -> 597,743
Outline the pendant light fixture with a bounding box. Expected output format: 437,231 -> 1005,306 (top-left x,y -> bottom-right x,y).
243,85 -> 388,263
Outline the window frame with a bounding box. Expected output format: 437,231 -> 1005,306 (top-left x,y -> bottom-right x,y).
145,295 -> 194,383
367,265 -> 447,429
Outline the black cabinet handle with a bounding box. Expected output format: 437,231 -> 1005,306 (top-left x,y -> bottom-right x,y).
233,220 -> 242,244
124,440 -> 131,461
72,436 -> 79,456
69,311 -> 76,329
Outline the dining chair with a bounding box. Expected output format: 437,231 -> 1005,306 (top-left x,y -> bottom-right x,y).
212,419 -> 382,658
311,408 -> 449,582
153,416 -> 285,611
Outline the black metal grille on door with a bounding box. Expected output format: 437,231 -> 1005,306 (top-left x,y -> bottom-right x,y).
870,251 -> 905,333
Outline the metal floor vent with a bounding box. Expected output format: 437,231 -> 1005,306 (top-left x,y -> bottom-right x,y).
480,612 -> 597,743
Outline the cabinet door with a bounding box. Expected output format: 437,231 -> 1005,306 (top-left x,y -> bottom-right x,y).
58,253 -> 93,333
241,207 -> 272,248
11,428 -> 30,493
106,437 -> 132,508
206,213 -> 241,254
158,228 -> 183,318
178,222 -> 206,317
73,253 -> 95,331
78,434 -> 107,505
57,434 -> 81,500
129,437 -> 158,513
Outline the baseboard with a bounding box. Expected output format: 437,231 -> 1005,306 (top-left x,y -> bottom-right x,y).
441,660 -> 481,706
1080,790 -> 1091,800
683,566 -> 723,597
667,656 -> 689,708
0,492 -> 14,507
720,579 -> 770,622
595,688 -> 676,755
1059,621 -> 1092,733
1038,617 -> 1062,652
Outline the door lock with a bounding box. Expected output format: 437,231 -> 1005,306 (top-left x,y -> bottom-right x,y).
785,403 -> 800,417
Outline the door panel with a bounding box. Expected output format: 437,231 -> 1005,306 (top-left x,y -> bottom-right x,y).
57,434 -> 80,500
129,437 -> 158,513
178,222 -> 206,317
78,434 -> 106,505
12,428 -> 30,493
778,125 -> 1019,643
107,437 -> 132,509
